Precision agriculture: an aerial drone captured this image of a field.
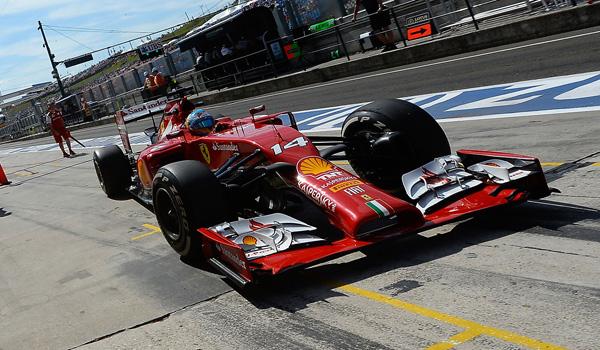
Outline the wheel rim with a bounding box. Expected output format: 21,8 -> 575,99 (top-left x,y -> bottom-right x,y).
155,188 -> 182,242
353,130 -> 381,151
93,159 -> 106,191
349,130 -> 392,165
347,128 -> 412,191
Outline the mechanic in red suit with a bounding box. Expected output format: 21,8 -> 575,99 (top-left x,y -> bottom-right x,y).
353,0 -> 397,52
47,102 -> 76,158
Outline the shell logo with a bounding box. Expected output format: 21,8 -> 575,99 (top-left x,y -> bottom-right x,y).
242,236 -> 258,246
298,157 -> 334,176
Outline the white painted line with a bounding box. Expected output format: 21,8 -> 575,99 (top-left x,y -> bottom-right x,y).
299,105 -> 600,133
436,106 -> 600,123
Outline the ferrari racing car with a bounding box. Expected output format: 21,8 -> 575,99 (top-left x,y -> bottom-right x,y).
93,96 -> 552,286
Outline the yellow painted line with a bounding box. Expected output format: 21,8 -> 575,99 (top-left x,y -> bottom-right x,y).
592,162 -> 600,167
13,171 -> 34,177
337,284 -> 566,350
131,224 -> 161,241
425,329 -> 481,350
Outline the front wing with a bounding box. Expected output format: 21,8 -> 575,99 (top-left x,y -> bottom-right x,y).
197,149 -> 552,286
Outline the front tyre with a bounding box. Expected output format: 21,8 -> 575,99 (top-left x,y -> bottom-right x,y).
152,160 -> 228,260
342,99 -> 450,194
93,145 -> 132,198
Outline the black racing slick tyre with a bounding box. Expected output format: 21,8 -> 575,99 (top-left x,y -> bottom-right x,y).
152,160 -> 228,260
93,145 -> 132,198
342,99 -> 450,194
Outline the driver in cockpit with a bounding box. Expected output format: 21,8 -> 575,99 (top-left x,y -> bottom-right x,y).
185,108 -> 216,136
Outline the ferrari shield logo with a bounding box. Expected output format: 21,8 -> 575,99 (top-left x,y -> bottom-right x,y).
199,144 -> 211,164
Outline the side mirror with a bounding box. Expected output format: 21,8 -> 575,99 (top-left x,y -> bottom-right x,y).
165,130 -> 182,139
166,107 -> 179,116
144,126 -> 158,144
144,126 -> 157,137
249,105 -> 266,116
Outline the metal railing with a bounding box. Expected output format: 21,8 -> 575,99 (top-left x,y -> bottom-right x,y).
0,114 -> 45,141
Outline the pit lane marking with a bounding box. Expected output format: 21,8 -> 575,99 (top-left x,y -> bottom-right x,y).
131,224 -> 161,241
426,329 -> 481,350
337,284 -> 566,350
12,170 -> 36,177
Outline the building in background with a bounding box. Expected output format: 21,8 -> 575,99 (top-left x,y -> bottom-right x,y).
0,82 -> 51,110
276,0 -> 355,32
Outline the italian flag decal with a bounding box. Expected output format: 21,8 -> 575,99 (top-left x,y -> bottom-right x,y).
366,200 -> 392,217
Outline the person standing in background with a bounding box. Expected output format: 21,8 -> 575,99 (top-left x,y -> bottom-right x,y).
46,102 -> 75,158
152,67 -> 167,88
144,71 -> 157,93
353,0 -> 398,52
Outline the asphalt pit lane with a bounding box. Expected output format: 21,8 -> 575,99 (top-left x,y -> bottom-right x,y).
58,270 -> 93,285
380,279 -> 423,296
67,152 -> 89,159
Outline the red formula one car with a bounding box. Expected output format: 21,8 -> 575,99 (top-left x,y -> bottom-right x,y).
94,95 -> 552,286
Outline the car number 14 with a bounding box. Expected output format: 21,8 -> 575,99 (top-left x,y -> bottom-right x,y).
271,137 -> 308,155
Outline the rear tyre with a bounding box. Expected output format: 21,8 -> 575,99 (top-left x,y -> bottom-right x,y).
93,145 -> 132,198
342,99 -> 450,194
152,160 -> 228,260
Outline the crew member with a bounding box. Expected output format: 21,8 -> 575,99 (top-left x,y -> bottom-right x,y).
185,108 -> 215,136
195,53 -> 206,71
143,71 -> 157,93
46,102 -> 76,158
80,95 -> 92,120
221,44 -> 233,58
152,67 -> 167,88
353,0 -> 397,52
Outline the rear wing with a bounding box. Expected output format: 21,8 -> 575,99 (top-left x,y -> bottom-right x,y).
118,97 -> 168,125
113,96 -> 172,154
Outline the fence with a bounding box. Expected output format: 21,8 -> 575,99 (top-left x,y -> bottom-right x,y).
0,114 -> 45,141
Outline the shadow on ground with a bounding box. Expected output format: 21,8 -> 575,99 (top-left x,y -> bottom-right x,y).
223,199 -> 600,311
68,152 -> 88,159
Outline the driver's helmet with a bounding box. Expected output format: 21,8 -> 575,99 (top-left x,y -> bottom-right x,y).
186,108 -> 215,135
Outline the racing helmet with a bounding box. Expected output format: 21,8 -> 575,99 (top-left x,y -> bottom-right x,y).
186,108 -> 215,135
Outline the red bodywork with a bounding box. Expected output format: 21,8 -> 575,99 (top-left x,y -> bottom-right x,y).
130,98 -> 551,285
